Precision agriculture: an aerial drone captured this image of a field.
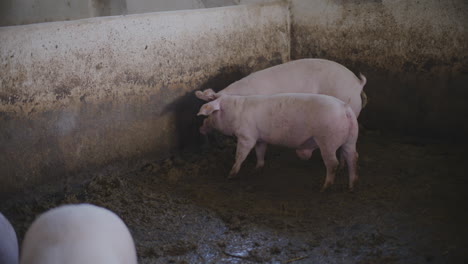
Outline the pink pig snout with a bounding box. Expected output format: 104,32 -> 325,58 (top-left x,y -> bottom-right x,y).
200,126 -> 208,135
199,118 -> 212,135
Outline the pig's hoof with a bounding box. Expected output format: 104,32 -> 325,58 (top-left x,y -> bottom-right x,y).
250,169 -> 263,178
320,182 -> 332,192
349,179 -> 358,192
227,174 -> 239,180
254,163 -> 265,172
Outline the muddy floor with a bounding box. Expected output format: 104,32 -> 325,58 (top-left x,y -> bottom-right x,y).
1,132 -> 467,264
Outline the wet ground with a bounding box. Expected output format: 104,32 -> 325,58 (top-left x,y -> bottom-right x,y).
1,132 -> 467,264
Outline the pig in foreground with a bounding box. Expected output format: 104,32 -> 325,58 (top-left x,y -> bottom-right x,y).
20,204 -> 137,264
196,58 -> 367,117
198,93 -> 359,191
0,213 -> 18,264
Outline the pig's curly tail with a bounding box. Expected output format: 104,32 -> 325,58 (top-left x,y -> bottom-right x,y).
358,73 -> 368,109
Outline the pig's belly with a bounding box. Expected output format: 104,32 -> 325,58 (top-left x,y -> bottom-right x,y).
260,131 -> 310,149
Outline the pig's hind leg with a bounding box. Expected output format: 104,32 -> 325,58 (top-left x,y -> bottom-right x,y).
228,136 -> 256,179
341,143 -> 359,190
315,140 -> 340,192
255,141 -> 268,169
337,147 -> 346,171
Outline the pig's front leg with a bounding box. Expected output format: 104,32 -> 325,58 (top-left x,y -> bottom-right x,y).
228,136 -> 256,179
255,141 -> 267,169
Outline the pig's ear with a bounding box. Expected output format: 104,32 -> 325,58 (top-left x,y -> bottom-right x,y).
195,89 -> 217,101
197,101 -> 220,116
195,90 -> 208,101
203,89 -> 217,100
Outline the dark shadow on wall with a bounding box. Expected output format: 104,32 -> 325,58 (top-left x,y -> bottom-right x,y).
162,66 -> 246,152
162,54 -> 287,152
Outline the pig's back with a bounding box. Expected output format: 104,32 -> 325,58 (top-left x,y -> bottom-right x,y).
248,93 -> 346,115
222,59 -> 362,109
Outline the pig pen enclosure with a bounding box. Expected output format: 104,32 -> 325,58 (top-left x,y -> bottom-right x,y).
1,1 -> 467,264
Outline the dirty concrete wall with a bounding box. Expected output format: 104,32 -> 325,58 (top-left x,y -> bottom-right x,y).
290,0 -> 468,139
0,0 -> 128,27
0,2 -> 290,194
0,0 -> 88,27
126,0 -> 204,14
125,0 -> 282,15
0,0 -> 279,27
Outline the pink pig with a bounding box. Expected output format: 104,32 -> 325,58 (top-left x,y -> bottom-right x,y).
20,204 -> 137,264
198,93 -> 359,191
196,58 -> 367,117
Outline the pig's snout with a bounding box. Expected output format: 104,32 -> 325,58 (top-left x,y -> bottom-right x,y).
200,118 -> 211,135
200,124 -> 211,135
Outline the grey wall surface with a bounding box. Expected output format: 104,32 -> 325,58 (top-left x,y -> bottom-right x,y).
0,0 -> 279,27
126,0 -> 204,14
0,2 -> 290,194
0,0 -> 206,26
1,0 -> 92,27
290,0 -> 468,138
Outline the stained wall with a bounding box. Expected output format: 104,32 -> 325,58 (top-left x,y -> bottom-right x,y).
0,2 -> 290,193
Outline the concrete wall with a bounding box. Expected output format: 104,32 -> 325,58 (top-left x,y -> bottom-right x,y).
1,0 -> 92,27
0,0 -> 280,27
124,0 -> 280,14
126,0 -> 204,14
0,0 -> 207,26
0,2 -> 290,194
290,0 -> 468,138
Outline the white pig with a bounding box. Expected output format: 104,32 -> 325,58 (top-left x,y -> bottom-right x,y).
195,58 -> 367,117
0,213 -> 18,264
198,93 -> 359,191
20,204 -> 137,264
